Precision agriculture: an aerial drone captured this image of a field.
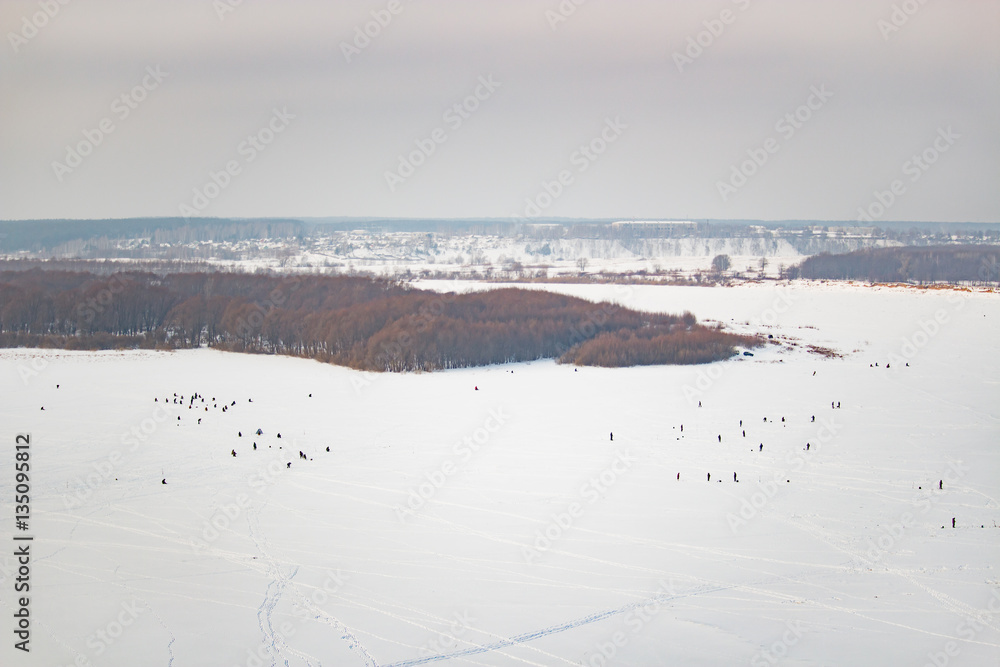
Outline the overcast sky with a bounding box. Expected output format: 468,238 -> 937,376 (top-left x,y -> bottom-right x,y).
1,0 -> 997,222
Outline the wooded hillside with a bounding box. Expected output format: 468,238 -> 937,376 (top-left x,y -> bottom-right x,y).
791,245 -> 999,284
0,270 -> 759,370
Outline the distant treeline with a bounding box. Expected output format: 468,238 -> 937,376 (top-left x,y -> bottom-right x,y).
0,218 -> 304,253
0,270 -> 758,370
791,245 -> 1000,284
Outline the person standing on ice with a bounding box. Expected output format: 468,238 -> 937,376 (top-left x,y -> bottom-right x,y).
610,432 -> 613,442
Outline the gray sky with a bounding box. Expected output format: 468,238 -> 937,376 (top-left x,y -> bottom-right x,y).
1,0 -> 997,222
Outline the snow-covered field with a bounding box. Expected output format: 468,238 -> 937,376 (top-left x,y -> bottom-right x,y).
1,282 -> 998,667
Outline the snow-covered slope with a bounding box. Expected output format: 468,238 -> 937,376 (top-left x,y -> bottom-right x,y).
1,282 -> 997,666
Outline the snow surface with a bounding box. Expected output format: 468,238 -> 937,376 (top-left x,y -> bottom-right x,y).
1,282 -> 998,667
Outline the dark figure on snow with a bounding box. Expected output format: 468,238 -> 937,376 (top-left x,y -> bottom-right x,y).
698,401 -> 702,408
707,473 -> 711,482
238,431 -> 242,437
257,428 -> 263,435
836,401 -> 841,409
198,418 -> 201,424
287,462 -> 291,469
231,450 -> 237,457
277,433 -> 282,439
326,446 -> 330,452
939,480 -> 943,490
734,472 -> 737,482
811,415 -> 815,422
742,430 -> 745,438
717,434 -> 721,443
832,401 -> 835,409
677,472 -> 680,480
759,443 -> 763,452
253,443 -> 257,450
952,517 -> 956,528
806,443 -> 810,451
781,417 -> 785,423
740,419 -> 743,427
162,479 -> 167,485
308,394 -> 312,397
610,432 -> 613,442
680,425 -> 683,432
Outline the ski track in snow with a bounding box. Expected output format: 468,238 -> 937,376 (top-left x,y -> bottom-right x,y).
381,582 -> 736,667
